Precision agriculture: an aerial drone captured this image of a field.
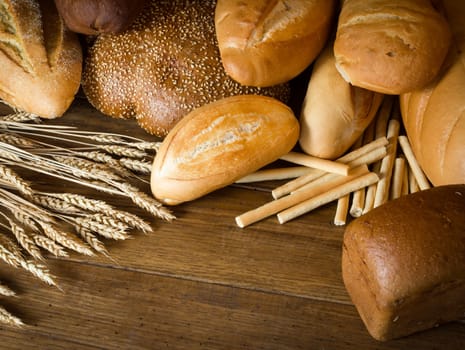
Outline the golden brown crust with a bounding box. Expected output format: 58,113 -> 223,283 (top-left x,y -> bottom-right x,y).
343,184 -> 465,341
82,0 -> 290,137
334,0 -> 452,94
150,95 -> 300,205
399,0 -> 465,186
0,0 -> 82,118
214,0 -> 336,87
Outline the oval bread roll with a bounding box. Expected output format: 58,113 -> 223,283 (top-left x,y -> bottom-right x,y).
400,0 -> 465,186
299,44 -> 384,159
151,95 -> 300,205
334,0 -> 451,94
215,0 -> 336,87
82,0 -> 290,137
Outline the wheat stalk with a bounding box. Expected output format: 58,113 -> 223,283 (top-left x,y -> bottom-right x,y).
0,306 -> 24,327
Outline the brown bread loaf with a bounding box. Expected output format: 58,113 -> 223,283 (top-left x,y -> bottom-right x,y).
342,184 -> 465,341
82,0 -> 290,137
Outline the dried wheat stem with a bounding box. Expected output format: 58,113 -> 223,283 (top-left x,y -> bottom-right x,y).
0,306 -> 24,327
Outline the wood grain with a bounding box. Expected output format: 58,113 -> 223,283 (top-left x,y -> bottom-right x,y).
0,100 -> 464,349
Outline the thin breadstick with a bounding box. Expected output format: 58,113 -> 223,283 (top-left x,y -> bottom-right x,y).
236,167 -> 312,183
402,163 -> 409,196
280,152 -> 350,176
350,188 -> 365,218
277,172 -> 379,224
334,195 -> 350,226
235,165 -> 369,228
408,166 -> 420,193
362,185 -> 376,214
398,135 -> 431,190
390,157 -> 406,200
272,137 -> 388,199
374,119 -> 400,208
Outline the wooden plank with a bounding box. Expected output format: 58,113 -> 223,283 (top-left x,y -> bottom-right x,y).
1,260 -> 464,350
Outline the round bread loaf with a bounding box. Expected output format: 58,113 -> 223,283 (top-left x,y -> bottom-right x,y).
334,0 -> 452,94
214,0 -> 336,87
82,0 -> 290,137
400,0 -> 465,186
54,0 -> 148,35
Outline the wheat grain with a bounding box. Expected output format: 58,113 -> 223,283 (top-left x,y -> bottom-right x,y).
0,306 -> 24,327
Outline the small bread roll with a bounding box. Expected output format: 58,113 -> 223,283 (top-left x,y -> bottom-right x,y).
151,95 -> 300,205
0,0 -> 82,118
299,44 -> 384,159
215,0 -> 336,87
54,0 -> 148,35
82,0 -> 290,137
334,0 -> 451,94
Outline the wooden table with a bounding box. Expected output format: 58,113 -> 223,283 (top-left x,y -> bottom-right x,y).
1,100 -> 464,349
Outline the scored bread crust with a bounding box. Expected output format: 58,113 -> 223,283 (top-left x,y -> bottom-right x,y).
334,0 -> 451,94
400,0 -> 465,186
82,0 -> 290,137
0,0 -> 82,118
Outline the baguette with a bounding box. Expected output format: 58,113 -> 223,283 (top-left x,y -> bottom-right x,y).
151,95 -> 299,205
0,0 -> 82,118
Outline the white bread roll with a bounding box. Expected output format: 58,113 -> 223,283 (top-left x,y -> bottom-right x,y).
214,0 -> 336,87
299,44 -> 384,159
334,0 -> 451,94
0,0 -> 82,118
400,0 -> 465,186
343,184 -> 465,341
151,95 -> 300,205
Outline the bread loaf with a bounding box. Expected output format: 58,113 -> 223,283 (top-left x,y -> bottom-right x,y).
400,0 -> 465,186
82,0 -> 290,137
342,184 -> 465,341
0,0 -> 82,118
151,95 -> 300,205
334,0 -> 451,94
299,43 -> 384,159
214,0 -> 336,87
54,0 -> 148,35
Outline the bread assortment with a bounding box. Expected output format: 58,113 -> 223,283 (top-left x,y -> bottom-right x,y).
53,0 -> 148,35
299,43 -> 384,159
150,95 -> 299,205
400,0 -> 465,186
214,0 -> 336,87
342,184 -> 465,341
0,0 -> 82,118
81,0 -> 290,137
334,0 -> 452,94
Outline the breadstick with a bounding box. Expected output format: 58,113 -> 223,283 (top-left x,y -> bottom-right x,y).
402,163 -> 409,196
408,166 -> 420,193
280,152 -> 350,176
236,166 -> 312,183
277,172 -> 379,224
334,195 -> 350,226
398,135 -> 431,190
272,137 -> 388,199
350,188 -> 365,218
374,119 -> 400,208
235,165 -> 369,228
390,157 -> 406,200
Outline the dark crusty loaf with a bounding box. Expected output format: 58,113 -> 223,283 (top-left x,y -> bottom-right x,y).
0,0 -> 82,118
82,0 -> 290,137
342,184 -> 465,341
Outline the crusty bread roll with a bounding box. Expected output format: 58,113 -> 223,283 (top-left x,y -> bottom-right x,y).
0,0 -> 82,118
299,43 -> 384,159
334,0 -> 451,94
342,184 -> 465,341
214,0 -> 336,87
400,0 -> 465,186
82,0 -> 290,137
151,95 -> 299,205
54,0 -> 148,35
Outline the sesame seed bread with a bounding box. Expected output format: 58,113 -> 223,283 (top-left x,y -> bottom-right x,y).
334,0 -> 452,94
0,0 -> 82,118
214,0 -> 337,87
54,0 -> 148,35
82,0 -> 291,137
400,0 -> 465,186
342,184 -> 465,341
